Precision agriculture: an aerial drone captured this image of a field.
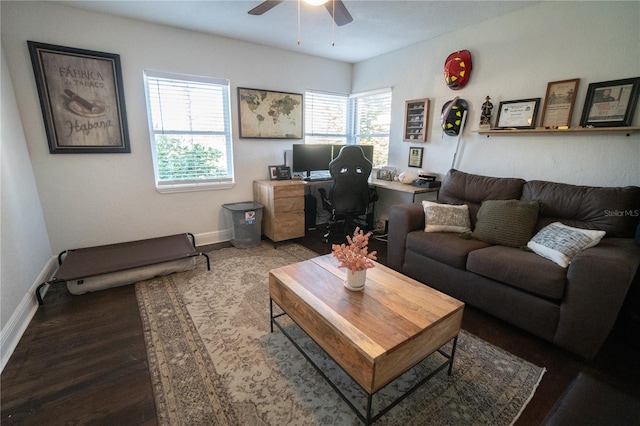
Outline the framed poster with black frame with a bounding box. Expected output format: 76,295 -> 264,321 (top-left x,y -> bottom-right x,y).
580,77 -> 640,127
27,41 -> 130,154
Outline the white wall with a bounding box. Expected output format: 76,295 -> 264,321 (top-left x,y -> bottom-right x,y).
1,1 -> 352,254
353,1 -> 640,187
1,1 -> 639,366
1,47 -> 53,369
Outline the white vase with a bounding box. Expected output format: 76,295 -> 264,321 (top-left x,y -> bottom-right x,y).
344,269 -> 366,291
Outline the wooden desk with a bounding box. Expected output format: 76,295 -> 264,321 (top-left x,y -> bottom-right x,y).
253,180 -> 305,243
254,178 -> 439,243
368,177 -> 439,202
302,177 -> 438,200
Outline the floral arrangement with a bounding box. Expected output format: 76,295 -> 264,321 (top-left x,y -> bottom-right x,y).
332,227 -> 377,272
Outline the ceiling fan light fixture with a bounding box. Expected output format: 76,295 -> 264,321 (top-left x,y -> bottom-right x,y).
304,0 -> 329,6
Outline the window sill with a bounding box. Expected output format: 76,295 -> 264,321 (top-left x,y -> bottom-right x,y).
156,181 -> 235,194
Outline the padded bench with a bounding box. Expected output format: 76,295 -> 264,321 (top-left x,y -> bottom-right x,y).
36,233 -> 210,306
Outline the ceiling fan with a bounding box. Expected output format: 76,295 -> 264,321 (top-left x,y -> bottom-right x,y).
248,0 -> 354,26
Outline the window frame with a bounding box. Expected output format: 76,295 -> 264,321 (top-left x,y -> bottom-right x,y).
304,88 -> 391,167
143,70 -> 234,193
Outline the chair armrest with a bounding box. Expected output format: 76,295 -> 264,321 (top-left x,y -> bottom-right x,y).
555,238 -> 640,358
387,203 -> 425,271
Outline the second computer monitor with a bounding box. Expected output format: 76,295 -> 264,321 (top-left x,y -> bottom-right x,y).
291,144 -> 333,177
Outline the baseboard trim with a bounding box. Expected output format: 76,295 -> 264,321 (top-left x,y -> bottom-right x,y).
193,229 -> 231,247
1,229 -> 230,373
0,257 -> 58,373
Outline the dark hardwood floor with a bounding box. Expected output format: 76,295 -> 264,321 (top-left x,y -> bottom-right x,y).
2,229 -> 639,425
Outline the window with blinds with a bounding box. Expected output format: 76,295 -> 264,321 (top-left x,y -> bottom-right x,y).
304,90 -> 349,145
350,89 -> 392,167
143,71 -> 234,192
305,89 -> 391,167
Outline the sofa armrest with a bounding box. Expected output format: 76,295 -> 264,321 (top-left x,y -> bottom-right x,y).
388,203 -> 425,271
555,238 -> 640,359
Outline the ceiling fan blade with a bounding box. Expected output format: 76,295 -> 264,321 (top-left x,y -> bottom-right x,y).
324,0 -> 353,26
248,0 -> 284,16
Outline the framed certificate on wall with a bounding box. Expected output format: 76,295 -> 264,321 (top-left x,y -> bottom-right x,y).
496,98 -> 541,129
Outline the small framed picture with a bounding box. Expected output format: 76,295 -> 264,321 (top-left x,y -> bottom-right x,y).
540,79 -> 580,128
408,147 -> 424,168
268,165 -> 280,180
496,98 -> 541,129
275,166 -> 291,180
579,77 -> 640,127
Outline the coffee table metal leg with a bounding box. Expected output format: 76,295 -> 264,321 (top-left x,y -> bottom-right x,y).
270,304 -> 460,424
448,335 -> 458,376
270,298 -> 274,332
270,298 -> 288,333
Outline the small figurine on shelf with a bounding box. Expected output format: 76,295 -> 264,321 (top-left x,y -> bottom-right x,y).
480,96 -> 493,130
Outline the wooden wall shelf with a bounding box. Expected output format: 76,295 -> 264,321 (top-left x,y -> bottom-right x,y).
477,126 -> 640,137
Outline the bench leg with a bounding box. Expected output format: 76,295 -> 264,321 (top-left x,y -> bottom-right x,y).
200,253 -> 211,270
35,282 -> 48,306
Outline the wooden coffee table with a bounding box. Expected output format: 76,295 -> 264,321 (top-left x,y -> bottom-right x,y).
269,254 -> 464,424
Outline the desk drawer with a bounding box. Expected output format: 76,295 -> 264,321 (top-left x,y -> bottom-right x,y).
273,184 -> 304,198
274,197 -> 304,213
273,212 -> 305,240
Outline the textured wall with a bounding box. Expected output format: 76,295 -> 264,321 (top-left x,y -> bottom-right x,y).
353,1 -> 640,187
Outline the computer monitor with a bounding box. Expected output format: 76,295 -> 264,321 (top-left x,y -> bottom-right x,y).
291,144 -> 333,177
331,145 -> 374,164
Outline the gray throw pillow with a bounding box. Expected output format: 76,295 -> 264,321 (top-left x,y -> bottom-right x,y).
472,199 -> 540,247
422,201 -> 471,233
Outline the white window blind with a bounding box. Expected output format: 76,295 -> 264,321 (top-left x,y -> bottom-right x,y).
304,90 -> 349,145
305,89 -> 391,167
144,70 -> 233,192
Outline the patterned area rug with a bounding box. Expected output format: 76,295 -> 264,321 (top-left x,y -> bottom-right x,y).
135,242 -> 545,425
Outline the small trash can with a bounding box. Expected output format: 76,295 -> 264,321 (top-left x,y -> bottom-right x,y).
222,201 -> 263,248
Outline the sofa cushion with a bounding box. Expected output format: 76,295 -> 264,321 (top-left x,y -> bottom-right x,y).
522,180 -> 640,238
472,199 -> 540,248
467,245 -> 567,300
405,231 -> 491,270
438,169 -> 526,226
528,222 -> 606,268
421,200 -> 471,233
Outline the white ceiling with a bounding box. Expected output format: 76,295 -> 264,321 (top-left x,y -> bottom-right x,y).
56,0 -> 537,63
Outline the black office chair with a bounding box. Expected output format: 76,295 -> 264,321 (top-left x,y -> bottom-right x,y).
318,145 -> 378,243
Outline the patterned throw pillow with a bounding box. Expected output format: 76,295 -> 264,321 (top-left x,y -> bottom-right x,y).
422,201 -> 471,233
527,222 -> 606,268
472,199 -> 540,247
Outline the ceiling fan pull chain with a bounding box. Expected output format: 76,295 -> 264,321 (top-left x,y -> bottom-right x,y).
331,0 -> 335,46
297,0 -> 302,45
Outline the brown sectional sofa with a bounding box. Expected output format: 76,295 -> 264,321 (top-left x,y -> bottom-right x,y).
388,169 -> 640,359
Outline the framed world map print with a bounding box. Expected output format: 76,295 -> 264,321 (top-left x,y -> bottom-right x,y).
237,88 -> 303,139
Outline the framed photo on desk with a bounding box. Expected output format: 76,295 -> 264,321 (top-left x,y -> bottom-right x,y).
268,165 -> 291,180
